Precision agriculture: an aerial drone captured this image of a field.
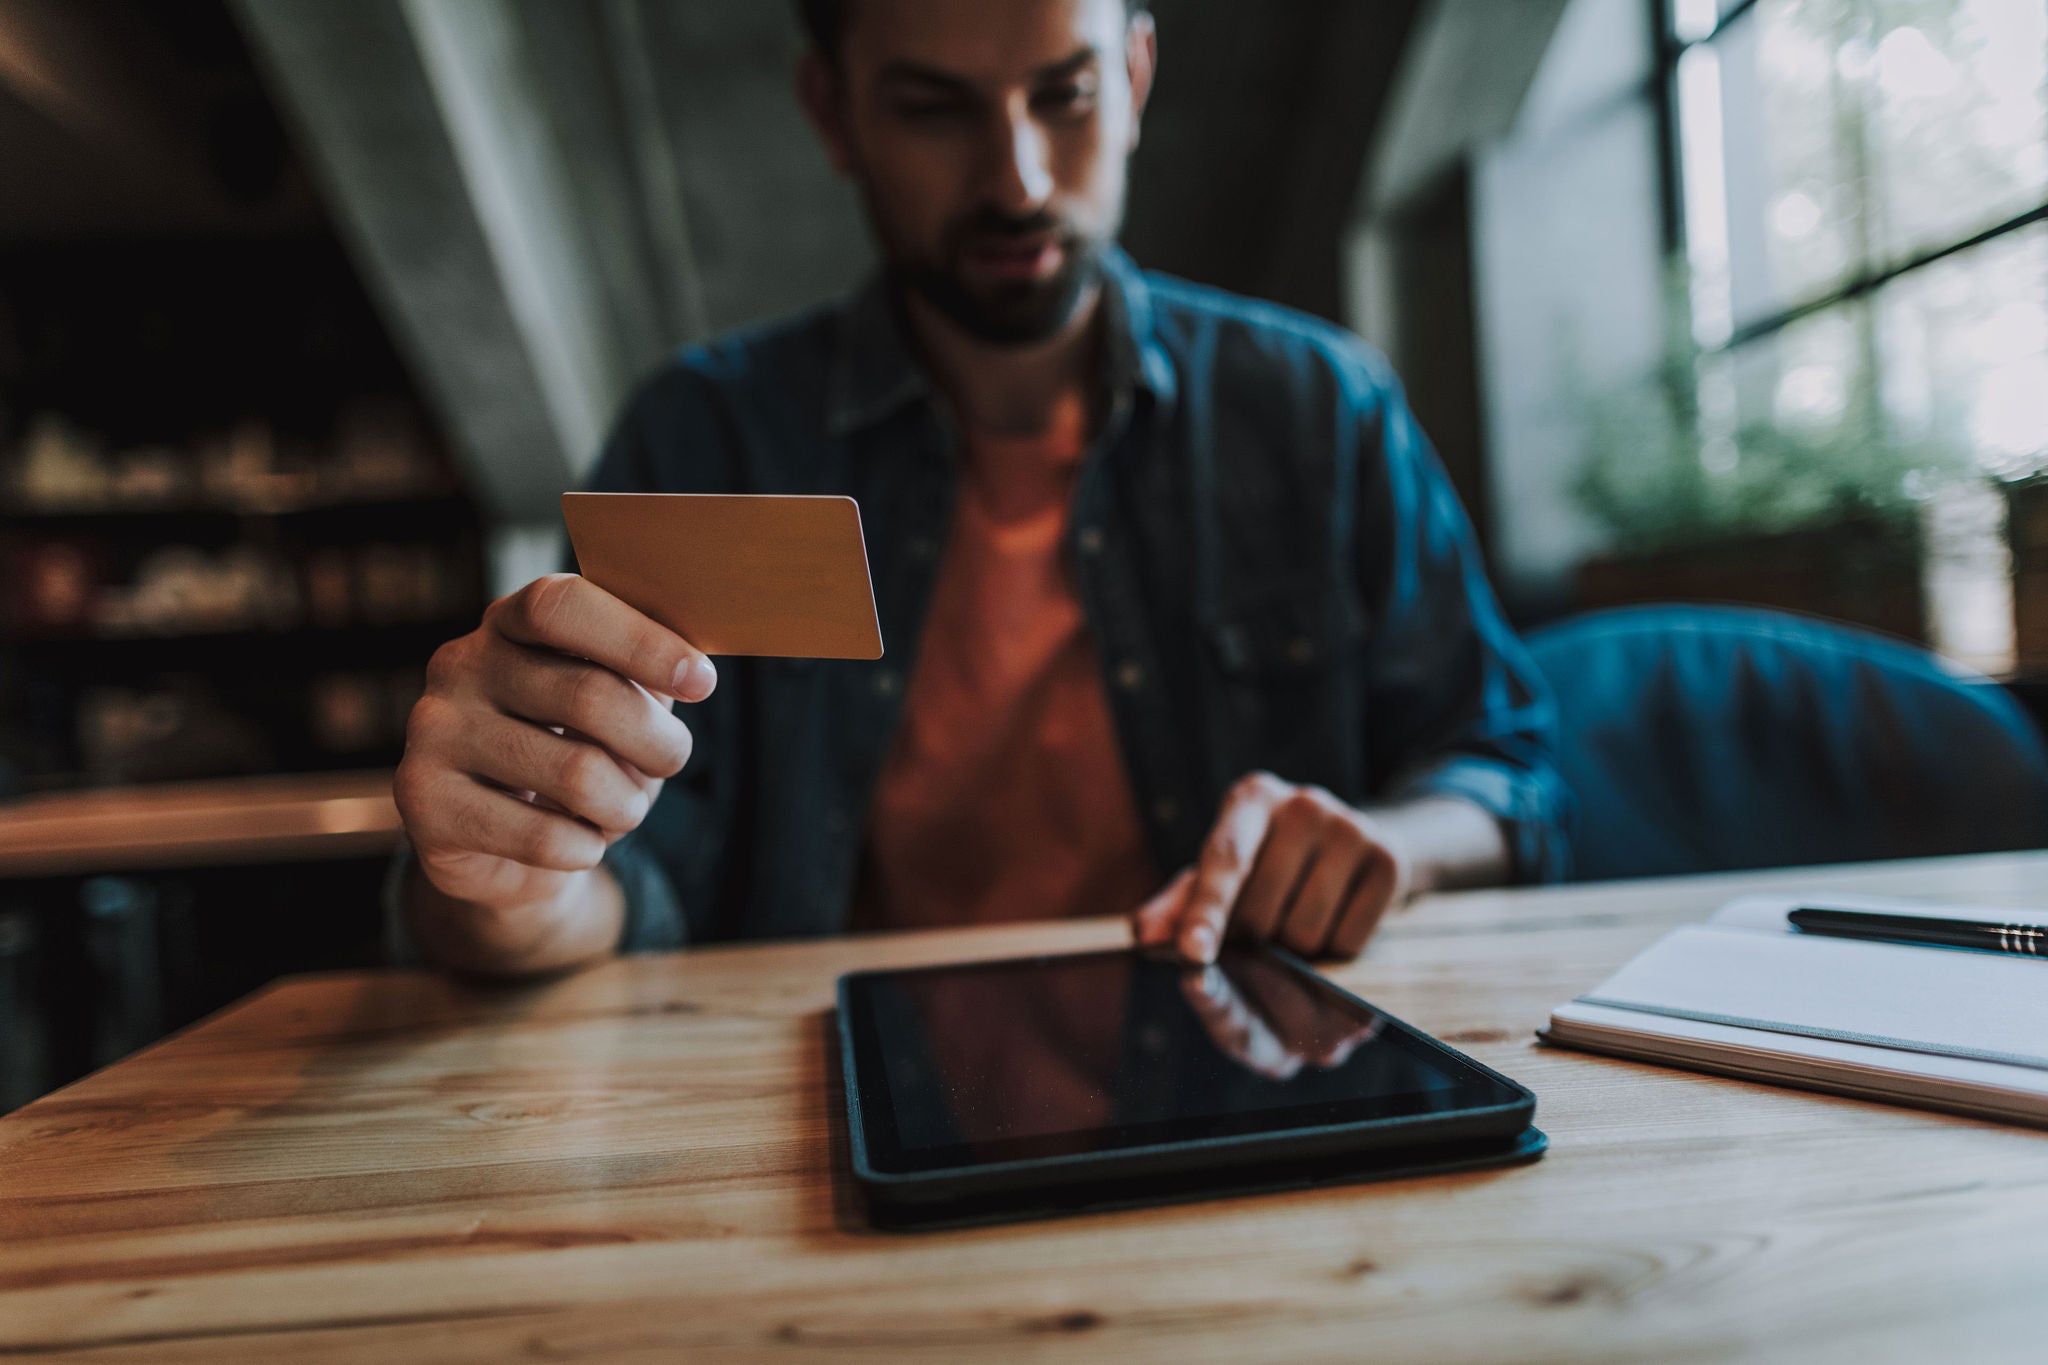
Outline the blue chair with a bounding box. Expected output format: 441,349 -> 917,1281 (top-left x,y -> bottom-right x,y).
1526,605 -> 2048,881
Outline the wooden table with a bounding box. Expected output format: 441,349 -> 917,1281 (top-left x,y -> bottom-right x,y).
0,770 -> 401,878
5,854 -> 2048,1363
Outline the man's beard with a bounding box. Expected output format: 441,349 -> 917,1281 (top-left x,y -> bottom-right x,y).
890,207 -> 1104,347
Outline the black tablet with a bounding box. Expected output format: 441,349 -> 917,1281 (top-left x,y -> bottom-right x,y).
836,944 -> 1542,1229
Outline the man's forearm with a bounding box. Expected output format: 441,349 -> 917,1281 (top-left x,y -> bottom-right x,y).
1363,795 -> 1512,895
406,863 -> 626,978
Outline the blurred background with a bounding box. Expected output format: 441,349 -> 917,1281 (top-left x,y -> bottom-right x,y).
0,0 -> 2042,1106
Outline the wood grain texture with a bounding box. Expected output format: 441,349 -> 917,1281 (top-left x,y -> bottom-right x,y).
5,854 -> 2048,1362
0,770 -> 400,877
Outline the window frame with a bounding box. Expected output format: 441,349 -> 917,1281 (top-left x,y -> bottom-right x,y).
1650,0 -> 2048,353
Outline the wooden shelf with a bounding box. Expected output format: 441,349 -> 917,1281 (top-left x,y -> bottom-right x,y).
4,618 -> 469,655
0,768 -> 401,878
0,489 -> 471,529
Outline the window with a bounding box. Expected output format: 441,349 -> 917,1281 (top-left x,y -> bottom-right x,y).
1661,0 -> 2048,668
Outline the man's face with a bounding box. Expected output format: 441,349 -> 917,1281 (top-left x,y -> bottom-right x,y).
805,0 -> 1154,346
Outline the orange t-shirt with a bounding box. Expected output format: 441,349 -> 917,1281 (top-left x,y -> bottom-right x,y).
854,391 -> 1160,932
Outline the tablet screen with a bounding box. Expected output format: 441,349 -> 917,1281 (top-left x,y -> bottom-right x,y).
842,946 -> 1527,1174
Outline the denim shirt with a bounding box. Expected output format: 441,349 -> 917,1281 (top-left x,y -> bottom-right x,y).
556,248 -> 1567,951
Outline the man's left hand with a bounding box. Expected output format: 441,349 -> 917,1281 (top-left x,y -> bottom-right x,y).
1132,771 -> 1416,964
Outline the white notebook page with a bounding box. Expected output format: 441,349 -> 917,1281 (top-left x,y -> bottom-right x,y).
1577,925 -> 2048,1071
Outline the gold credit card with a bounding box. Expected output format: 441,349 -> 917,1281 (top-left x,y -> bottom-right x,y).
561,492 -> 884,660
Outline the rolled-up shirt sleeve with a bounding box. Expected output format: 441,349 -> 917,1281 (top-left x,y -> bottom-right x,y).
1350,356 -> 1571,883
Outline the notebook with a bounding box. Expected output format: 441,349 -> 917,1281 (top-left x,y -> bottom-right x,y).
1540,893 -> 2048,1128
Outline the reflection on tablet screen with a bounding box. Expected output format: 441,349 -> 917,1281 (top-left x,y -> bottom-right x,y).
851,947 -> 1500,1164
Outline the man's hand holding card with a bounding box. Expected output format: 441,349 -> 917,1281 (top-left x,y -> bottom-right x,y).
392,494 -> 883,971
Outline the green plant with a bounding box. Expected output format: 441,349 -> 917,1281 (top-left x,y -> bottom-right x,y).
1569,277 -> 1966,556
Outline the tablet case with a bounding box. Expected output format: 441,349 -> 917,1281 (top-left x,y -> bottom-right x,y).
857,1126 -> 1549,1232
836,950 -> 1545,1232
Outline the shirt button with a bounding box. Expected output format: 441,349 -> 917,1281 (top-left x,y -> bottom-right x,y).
1115,660 -> 1145,692
1077,526 -> 1104,555
908,535 -> 939,562
1152,797 -> 1179,825
874,669 -> 901,697
1287,635 -> 1317,665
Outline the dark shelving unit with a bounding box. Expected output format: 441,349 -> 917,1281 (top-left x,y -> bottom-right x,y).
0,0 -> 493,1109
0,230 -> 488,790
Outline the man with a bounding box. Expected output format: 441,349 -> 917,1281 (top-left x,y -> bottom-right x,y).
392,0 -> 1567,979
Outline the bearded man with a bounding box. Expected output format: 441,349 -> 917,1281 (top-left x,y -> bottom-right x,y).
392,0 -> 1568,977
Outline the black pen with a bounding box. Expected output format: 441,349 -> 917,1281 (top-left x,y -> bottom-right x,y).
1788,907 -> 2048,958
